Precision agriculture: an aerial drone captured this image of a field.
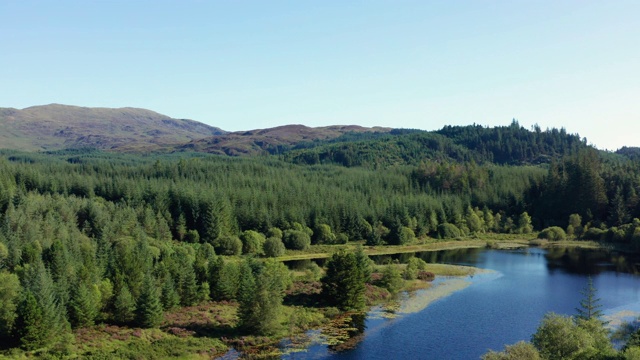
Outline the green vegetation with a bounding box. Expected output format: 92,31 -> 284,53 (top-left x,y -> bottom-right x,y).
0,121 -> 640,357
483,278 -> 636,360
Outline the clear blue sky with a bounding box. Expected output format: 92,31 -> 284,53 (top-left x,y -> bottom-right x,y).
2,1 -> 639,150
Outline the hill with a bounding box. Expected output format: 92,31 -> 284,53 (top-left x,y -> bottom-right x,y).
177,124 -> 392,156
0,104 -> 227,151
282,121 -> 588,167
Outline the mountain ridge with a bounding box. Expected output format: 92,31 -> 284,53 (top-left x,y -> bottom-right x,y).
0,104 -> 227,151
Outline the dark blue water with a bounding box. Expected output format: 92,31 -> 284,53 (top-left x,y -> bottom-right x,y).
288,248 -> 640,359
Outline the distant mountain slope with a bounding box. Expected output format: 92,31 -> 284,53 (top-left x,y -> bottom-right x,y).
282,121 -> 588,167
0,104 -> 226,151
178,124 -> 392,156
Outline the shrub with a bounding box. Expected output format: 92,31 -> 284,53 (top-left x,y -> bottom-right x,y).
263,237 -> 286,257
416,271 -> 435,281
437,223 -> 462,239
403,257 -> 428,280
538,227 -> 566,241
378,265 -> 403,294
283,230 -> 311,250
214,236 -> 243,256
266,227 -> 283,240
184,230 -> 200,243
335,233 -> 349,244
606,227 -> 626,243
582,227 -> 605,241
240,230 -> 265,255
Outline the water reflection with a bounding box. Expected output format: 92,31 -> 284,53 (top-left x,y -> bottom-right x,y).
367,247 -> 483,265
544,247 -> 640,275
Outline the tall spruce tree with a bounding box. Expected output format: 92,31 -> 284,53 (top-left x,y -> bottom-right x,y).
135,273 -> 163,328
576,277 -> 603,321
322,250 -> 366,311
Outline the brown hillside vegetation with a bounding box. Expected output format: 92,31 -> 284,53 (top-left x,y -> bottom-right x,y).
0,104 -> 226,151
179,124 -> 392,156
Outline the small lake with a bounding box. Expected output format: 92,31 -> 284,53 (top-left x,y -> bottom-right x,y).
284,247 -> 640,359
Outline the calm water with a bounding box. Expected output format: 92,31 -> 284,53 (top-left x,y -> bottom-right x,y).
285,248 -> 640,360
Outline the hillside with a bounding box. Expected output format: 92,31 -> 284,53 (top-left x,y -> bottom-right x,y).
177,124 -> 392,156
0,104 -> 226,151
282,121 -> 588,167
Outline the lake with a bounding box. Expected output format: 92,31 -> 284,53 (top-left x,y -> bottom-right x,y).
284,247 -> 640,359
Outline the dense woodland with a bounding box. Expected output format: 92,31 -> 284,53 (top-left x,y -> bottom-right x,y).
1,122 -> 640,356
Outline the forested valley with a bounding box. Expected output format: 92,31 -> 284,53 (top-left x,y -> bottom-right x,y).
1,121 -> 640,358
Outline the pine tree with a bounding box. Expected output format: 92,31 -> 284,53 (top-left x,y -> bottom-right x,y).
113,284 -> 136,324
14,291 -> 44,350
19,262 -> 69,348
0,271 -> 20,338
237,261 -> 257,331
160,277 -> 180,311
178,264 -> 199,306
70,282 -> 98,328
135,274 -> 163,328
322,251 -> 366,311
576,277 -> 603,321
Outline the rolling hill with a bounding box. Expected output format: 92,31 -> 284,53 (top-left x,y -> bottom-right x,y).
178,124 -> 392,156
0,104 -> 227,151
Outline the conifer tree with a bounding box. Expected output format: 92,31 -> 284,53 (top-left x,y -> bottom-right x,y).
113,284 -> 136,324
0,271 -> 20,338
160,276 -> 180,311
70,282 -> 98,328
322,251 -> 366,311
576,277 -> 603,321
14,291 -> 44,350
135,274 -> 163,328
19,262 -> 69,348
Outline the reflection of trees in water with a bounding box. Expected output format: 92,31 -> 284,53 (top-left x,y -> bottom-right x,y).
417,247 -> 482,264
369,248 -> 483,265
545,248 -> 640,275
283,258 -> 327,270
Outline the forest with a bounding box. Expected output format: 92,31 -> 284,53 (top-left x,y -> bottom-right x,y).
1,122 -> 640,357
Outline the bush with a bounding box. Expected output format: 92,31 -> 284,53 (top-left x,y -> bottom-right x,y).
378,265 -> 403,294
583,227 -> 605,241
214,236 -> 243,256
283,230 -> 311,250
335,233 -> 349,244
240,230 -> 265,255
266,227 -> 283,240
263,237 -> 286,257
403,257 -> 428,280
184,230 -> 200,243
437,223 -> 462,239
416,271 -> 435,281
538,227 -> 566,241
606,227 -> 627,243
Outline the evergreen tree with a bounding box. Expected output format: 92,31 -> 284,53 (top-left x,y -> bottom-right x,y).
322,251 -> 366,311
19,263 -> 69,348
238,259 -> 290,335
135,274 -> 163,328
70,282 -> 98,328
236,261 -> 257,331
575,277 -> 603,321
113,283 -> 136,324
0,271 -> 20,338
160,276 -> 180,311
14,291 -> 44,350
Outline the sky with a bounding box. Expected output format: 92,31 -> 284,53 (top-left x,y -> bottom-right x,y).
1,1 -> 639,150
